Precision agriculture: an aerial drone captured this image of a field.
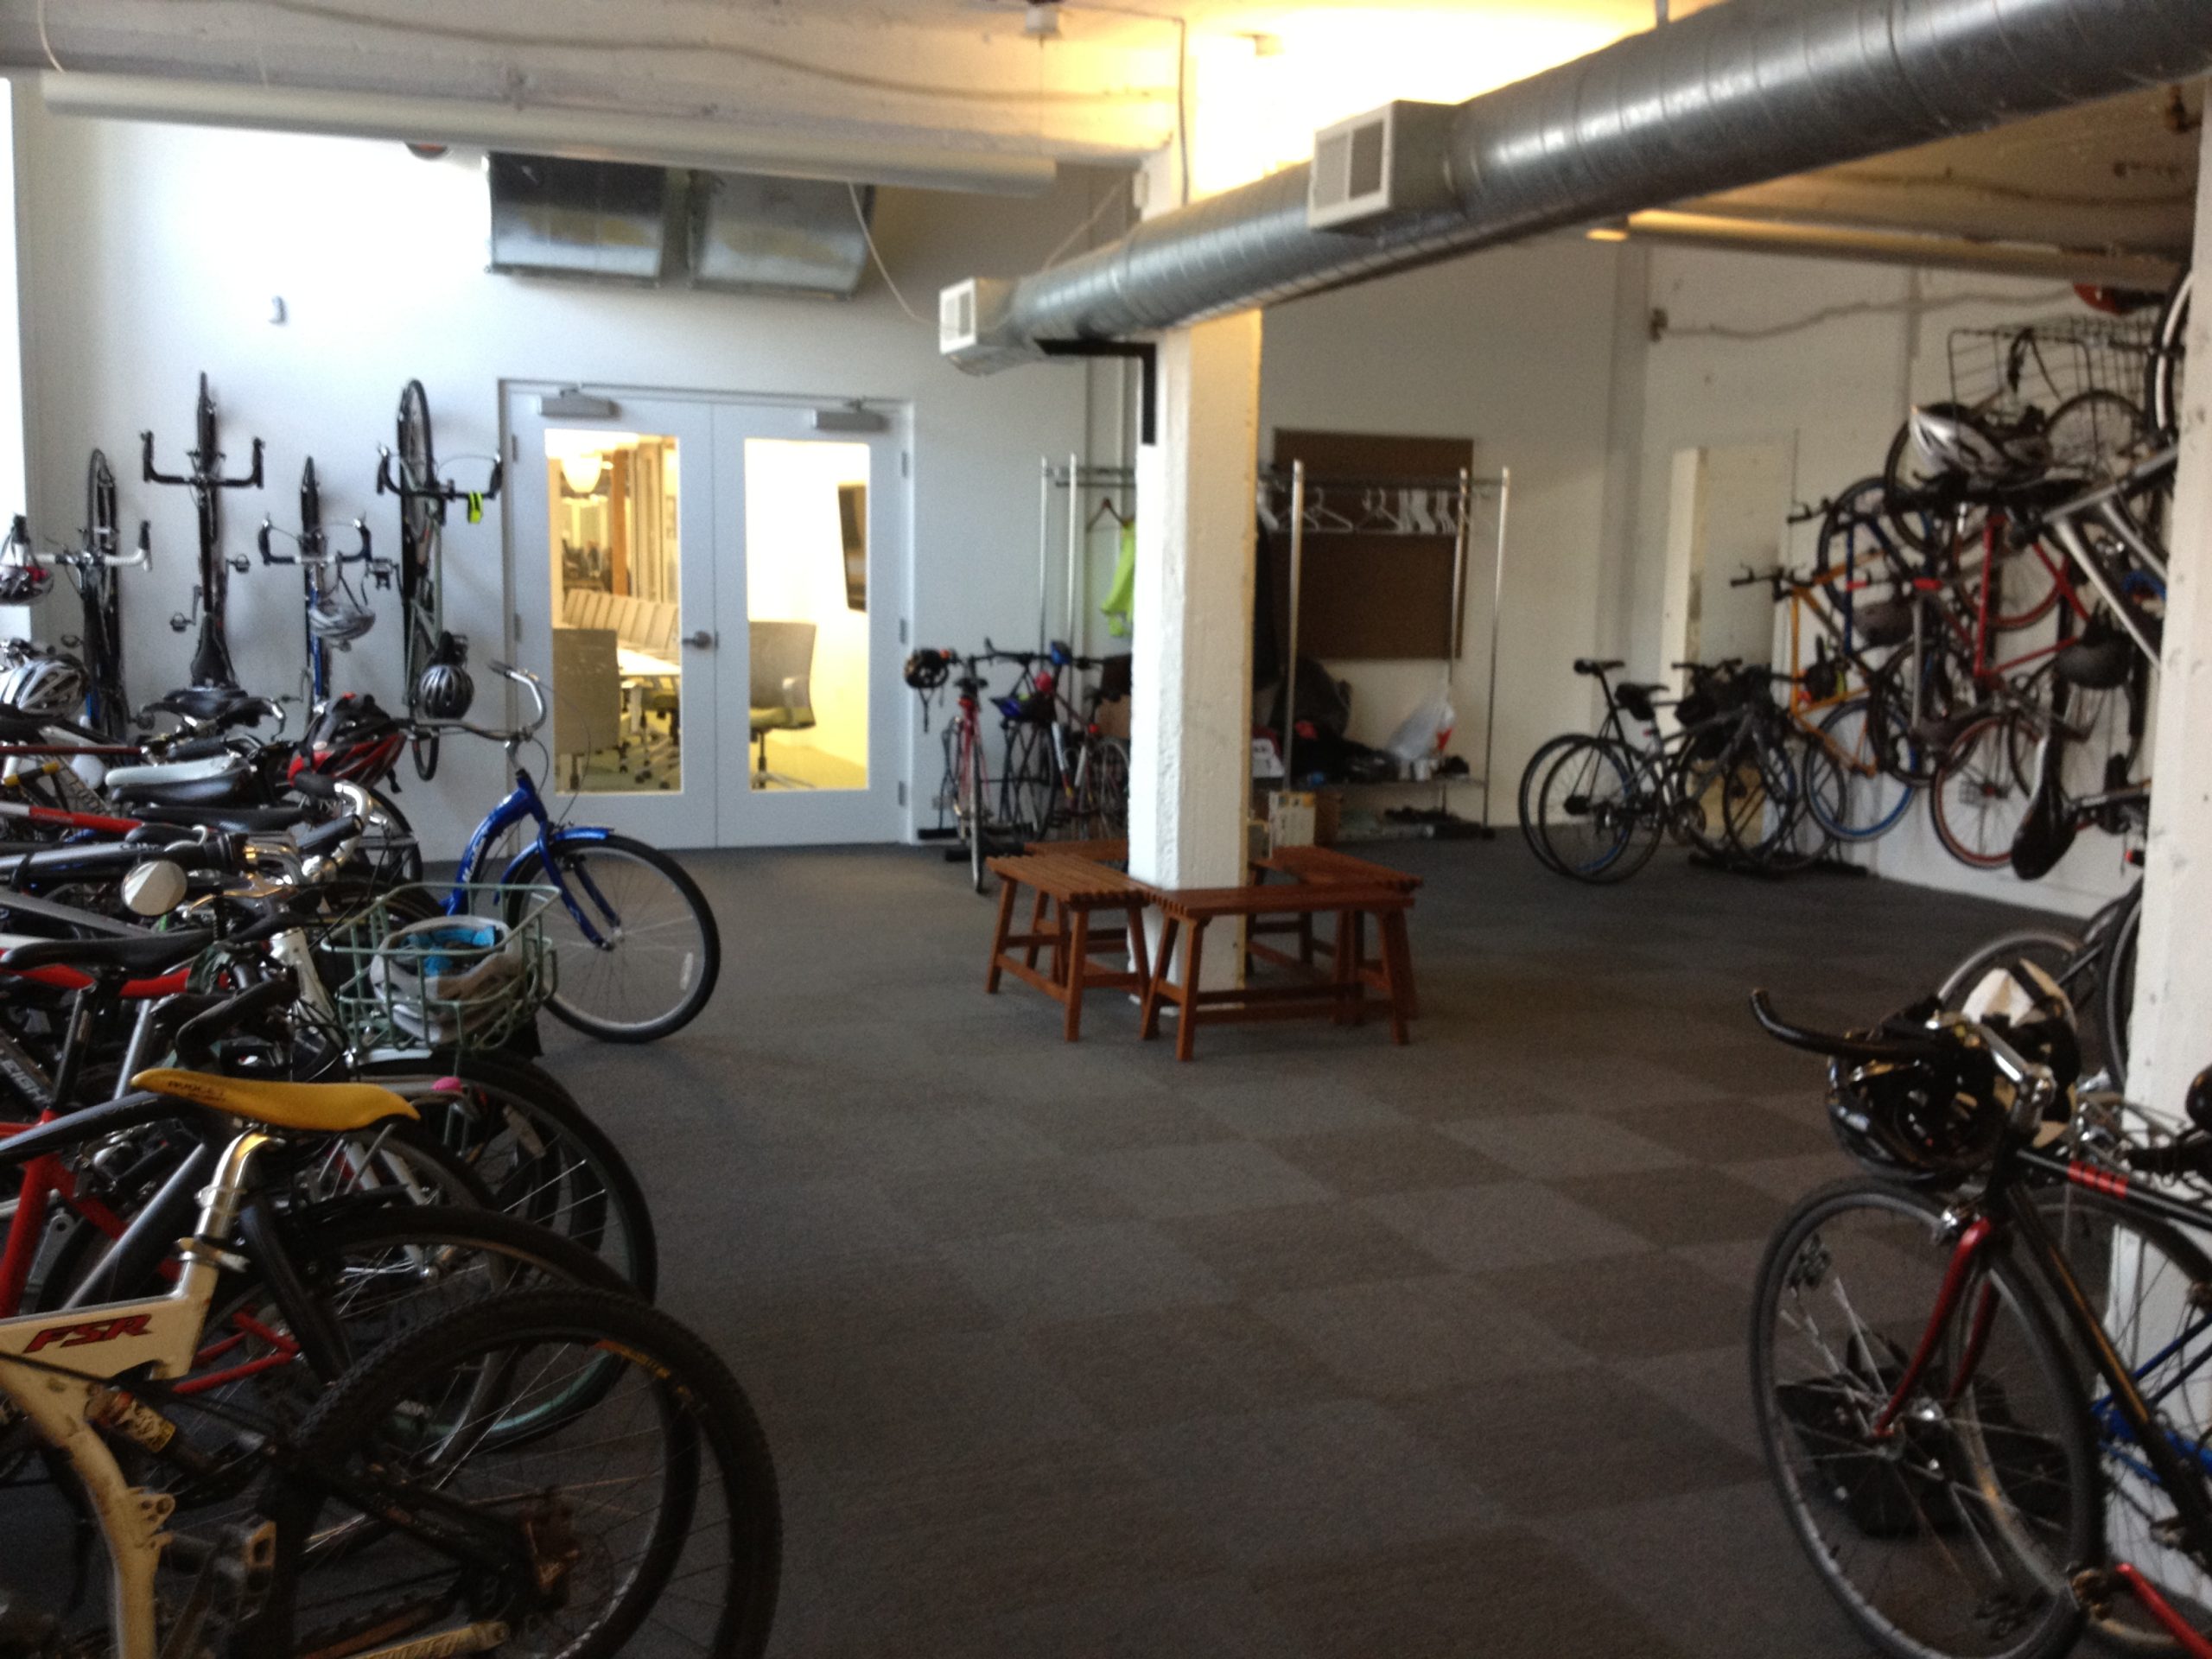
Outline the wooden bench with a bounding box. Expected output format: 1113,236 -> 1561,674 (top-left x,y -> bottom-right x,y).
1024,836 -> 1130,866
985,854 -> 1153,1041
1139,883 -> 1414,1061
1250,846 -> 1425,1018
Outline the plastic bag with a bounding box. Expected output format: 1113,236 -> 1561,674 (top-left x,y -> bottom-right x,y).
1384,680 -> 1456,763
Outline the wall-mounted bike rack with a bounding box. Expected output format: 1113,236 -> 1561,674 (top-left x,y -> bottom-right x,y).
259,456 -> 376,712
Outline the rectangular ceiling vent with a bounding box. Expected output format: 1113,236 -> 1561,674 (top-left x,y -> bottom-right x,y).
488,154 -> 677,284
690,175 -> 869,299
1306,101 -> 1458,233
939,277 -> 1039,373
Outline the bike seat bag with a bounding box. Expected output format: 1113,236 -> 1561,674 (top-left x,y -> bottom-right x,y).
1616,683 -> 1663,723
1854,597 -> 1914,649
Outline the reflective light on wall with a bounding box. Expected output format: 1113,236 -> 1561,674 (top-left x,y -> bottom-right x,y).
1184,6 -> 1639,199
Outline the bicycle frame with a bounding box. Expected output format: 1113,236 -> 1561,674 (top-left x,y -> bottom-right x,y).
446,764 -> 616,946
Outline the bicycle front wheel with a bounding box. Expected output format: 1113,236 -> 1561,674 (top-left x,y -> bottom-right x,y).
511,835 -> 720,1041
1752,1179 -> 2094,1659
1804,698 -> 1916,843
1530,736 -> 1655,882
1930,712 -> 2037,871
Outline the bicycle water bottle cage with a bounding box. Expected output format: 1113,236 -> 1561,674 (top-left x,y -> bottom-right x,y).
994,695 -> 1028,722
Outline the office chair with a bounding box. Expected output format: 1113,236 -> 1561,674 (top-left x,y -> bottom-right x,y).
749,620 -> 817,789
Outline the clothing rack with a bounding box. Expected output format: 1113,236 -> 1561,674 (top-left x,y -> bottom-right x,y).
1039,456 -> 1136,657
1257,460 -> 1511,824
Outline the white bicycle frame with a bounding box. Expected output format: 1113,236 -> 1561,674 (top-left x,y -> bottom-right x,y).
0,1128 -> 270,1659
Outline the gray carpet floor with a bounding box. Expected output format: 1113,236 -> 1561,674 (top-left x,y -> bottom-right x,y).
528,838 -> 2063,1659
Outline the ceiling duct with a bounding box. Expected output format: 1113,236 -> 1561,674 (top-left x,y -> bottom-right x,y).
691,175 -> 871,300
944,0 -> 2212,370
488,155 -> 677,286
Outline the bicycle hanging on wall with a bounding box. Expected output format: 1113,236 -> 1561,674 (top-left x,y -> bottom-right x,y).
54,448 -> 149,737
376,378 -> 503,781
141,372 -> 262,694
258,456 -> 376,713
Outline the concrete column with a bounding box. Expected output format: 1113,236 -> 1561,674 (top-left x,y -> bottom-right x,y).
2126,115 -> 2212,1124
1127,312 -> 1261,978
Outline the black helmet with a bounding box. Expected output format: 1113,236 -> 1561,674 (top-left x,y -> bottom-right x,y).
1825,1011 -> 2005,1189
416,631 -> 474,720
903,648 -> 951,691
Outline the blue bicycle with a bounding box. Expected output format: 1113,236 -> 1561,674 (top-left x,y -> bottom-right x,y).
420,661 -> 721,1042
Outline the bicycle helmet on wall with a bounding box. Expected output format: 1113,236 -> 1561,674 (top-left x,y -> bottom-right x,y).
308,581 -> 377,645
1906,403 -> 2050,484
903,649 -> 951,691
0,651 -> 87,719
415,631 -> 474,720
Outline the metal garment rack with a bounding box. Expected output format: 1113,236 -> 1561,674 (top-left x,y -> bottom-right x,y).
1259,460 -> 1512,823
1038,455 -> 1136,656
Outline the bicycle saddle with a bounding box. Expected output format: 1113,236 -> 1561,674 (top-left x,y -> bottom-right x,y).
1,927 -> 213,978
129,1068 -> 418,1135
1573,658 -> 1625,677
146,685 -> 276,730
106,753 -> 257,806
127,801 -> 314,835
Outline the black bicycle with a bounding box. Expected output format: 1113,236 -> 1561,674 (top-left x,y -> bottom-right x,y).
143,373 -> 263,694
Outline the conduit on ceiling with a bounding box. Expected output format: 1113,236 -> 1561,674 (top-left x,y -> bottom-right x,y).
944,0 -> 2212,368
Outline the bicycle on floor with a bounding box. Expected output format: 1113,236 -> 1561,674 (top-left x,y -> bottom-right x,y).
413,659 -> 721,1041
1749,986 -> 2212,1659
907,645 -> 1031,894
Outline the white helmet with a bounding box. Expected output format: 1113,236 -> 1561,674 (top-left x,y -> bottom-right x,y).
0,652 -> 86,719
308,581 -> 377,644
1907,403 -> 2050,484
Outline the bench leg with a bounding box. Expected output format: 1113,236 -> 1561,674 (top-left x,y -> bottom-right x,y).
1126,902 -> 1152,997
1140,917 -> 1179,1040
985,876 -> 1020,993
1063,906 -> 1090,1042
1338,910 -> 1365,1027
1299,911 -> 1316,966
1387,908 -> 1421,1021
1378,910 -> 1413,1046
1023,886 -> 1050,971
1176,920 -> 1206,1062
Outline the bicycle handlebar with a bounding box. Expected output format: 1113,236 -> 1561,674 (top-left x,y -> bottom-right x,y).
1747,990 -> 1950,1066
142,430 -> 263,492
376,448 -> 505,506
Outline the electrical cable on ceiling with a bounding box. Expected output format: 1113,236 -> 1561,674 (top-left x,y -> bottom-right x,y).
1659,285 -> 2081,343
1042,181 -> 1131,270
1065,3 -> 1189,207
848,184 -> 928,327
36,0 -> 64,73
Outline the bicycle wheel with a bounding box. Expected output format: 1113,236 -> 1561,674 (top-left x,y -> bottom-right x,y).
257,1287 -> 781,1659
1804,698 -> 1916,842
2103,889 -> 2140,1089
1752,1179 -> 2095,1659
961,723 -> 990,893
359,1051 -> 658,1294
2146,266 -> 2190,443
1000,722 -> 1056,842
1080,735 -> 1130,838
1721,728 -> 1812,867
1516,733 -> 1585,874
508,834 -> 720,1042
1530,736 -> 1655,882
1930,712 -> 2037,871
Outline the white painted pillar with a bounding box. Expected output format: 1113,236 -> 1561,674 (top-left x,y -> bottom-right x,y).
2126,114 -> 2212,1125
1127,312 -> 1261,980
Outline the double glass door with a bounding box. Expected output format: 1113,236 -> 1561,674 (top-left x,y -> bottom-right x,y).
506,387 -> 906,848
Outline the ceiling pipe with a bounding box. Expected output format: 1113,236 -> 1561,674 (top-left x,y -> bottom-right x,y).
41,72 -> 1059,198
1602,211 -> 2181,289
946,0 -> 2212,365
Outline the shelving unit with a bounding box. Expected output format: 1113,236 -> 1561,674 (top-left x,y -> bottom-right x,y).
1037,455 -> 1135,657
1257,460 -> 1511,823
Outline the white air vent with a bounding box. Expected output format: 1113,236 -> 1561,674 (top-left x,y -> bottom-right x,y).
1306,101 -> 1457,232
938,277 -> 1039,372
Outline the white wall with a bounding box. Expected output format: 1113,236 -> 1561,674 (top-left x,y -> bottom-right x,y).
1258,236 -> 1630,826
1618,244 -> 2144,917
12,98 -> 1103,849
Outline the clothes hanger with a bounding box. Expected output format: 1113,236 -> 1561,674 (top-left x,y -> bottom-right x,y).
1088,493 -> 1133,530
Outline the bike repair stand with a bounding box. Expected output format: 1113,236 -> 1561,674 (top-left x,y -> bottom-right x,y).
143,373 -> 262,690
259,457 -> 374,715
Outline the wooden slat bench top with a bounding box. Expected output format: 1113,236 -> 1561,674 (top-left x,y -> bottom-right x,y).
988,854 -> 1150,904
1024,836 -> 1130,863
1257,845 -> 1424,892
1145,883 -> 1412,922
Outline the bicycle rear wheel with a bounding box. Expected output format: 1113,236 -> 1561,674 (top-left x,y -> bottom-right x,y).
2146,266 -> 2190,443
1803,698 -> 1916,843
1516,733 -> 1584,874
1529,736 -> 1655,882
508,834 -> 720,1042
1930,712 -> 2037,871
1752,1179 -> 2094,1659
257,1287 -> 781,1659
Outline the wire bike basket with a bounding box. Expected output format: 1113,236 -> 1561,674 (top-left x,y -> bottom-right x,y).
321,883 -> 556,1052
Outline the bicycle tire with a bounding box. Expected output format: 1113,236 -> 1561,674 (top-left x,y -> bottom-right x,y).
259,1287 -> 781,1659
1720,726 -> 1811,867
963,724 -> 989,893
1751,1179 -> 2095,1659
1516,733 -> 1586,874
2145,266 -> 2191,443
2103,889 -> 2140,1090
507,833 -> 720,1042
358,1051 -> 658,1296
1802,697 -> 1916,843
1531,735 -> 1656,882
1083,735 -> 1131,838
1930,711 -> 2037,871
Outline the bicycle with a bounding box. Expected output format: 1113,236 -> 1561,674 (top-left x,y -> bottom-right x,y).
141,373 -> 263,698
0,1027 -> 779,1656
413,659 -> 720,1041
1749,989 -> 2212,1659
257,457 -> 376,713
374,379 -> 502,782
52,449 -> 149,739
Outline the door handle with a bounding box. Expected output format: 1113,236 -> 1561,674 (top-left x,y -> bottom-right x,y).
683,630 -> 715,650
